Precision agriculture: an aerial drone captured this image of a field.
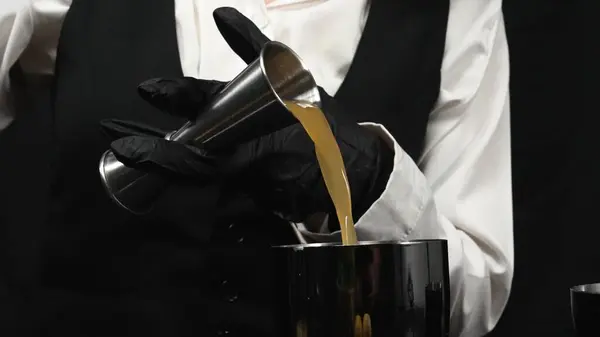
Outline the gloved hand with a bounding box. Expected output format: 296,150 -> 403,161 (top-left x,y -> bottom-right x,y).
102,7 -> 394,226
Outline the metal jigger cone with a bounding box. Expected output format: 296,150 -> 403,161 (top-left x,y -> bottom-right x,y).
99,41 -> 321,214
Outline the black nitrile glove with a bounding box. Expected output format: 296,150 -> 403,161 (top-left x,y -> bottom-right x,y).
103,7 -> 394,226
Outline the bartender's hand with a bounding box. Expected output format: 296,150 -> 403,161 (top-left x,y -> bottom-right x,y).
103,8 -> 393,225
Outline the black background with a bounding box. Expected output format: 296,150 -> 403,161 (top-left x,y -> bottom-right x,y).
490,0 -> 590,335
0,0 -> 593,335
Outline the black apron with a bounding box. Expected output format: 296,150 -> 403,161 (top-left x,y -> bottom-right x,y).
0,0 -> 448,336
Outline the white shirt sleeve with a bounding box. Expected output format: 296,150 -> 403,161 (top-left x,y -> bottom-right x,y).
0,0 -> 70,131
299,1 -> 513,336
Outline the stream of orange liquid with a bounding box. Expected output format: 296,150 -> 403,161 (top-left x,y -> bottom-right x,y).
283,100 -> 358,245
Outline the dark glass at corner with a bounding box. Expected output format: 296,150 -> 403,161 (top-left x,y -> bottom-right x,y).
571,283 -> 600,337
269,240 -> 450,337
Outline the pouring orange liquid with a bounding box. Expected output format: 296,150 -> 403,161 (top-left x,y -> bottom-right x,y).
283,100 -> 358,245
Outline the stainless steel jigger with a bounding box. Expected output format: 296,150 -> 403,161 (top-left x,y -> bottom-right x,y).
99,41 -> 321,214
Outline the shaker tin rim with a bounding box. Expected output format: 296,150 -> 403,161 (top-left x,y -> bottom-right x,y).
273,239 -> 448,250
571,283 -> 600,294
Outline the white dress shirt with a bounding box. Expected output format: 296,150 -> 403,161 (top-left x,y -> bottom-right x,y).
0,0 -> 513,336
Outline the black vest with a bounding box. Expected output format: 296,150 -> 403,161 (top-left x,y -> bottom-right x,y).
5,0 -> 449,335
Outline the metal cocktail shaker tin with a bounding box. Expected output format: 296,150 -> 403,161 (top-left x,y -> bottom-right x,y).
270,240 -> 450,337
